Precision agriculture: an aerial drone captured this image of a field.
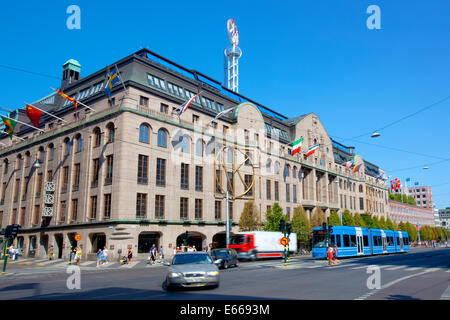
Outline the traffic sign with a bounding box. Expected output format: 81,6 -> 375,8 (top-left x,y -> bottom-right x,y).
74,234 -> 82,241
280,237 -> 289,246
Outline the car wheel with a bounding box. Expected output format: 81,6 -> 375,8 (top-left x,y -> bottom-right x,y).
250,253 -> 257,261
224,261 -> 228,269
162,280 -> 170,291
211,283 -> 220,289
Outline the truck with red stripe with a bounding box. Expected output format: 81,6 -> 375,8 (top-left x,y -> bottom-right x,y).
228,231 -> 297,261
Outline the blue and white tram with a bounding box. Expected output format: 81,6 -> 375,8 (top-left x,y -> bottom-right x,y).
312,226 -> 410,259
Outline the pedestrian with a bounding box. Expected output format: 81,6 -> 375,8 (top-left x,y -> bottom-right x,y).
49,245 -> 54,260
8,245 -> 14,260
75,246 -> 82,266
127,247 -> 133,264
327,245 -> 335,266
159,246 -> 164,261
150,244 -> 157,264
97,249 -> 103,267
180,243 -> 185,252
70,247 -> 76,264
202,244 -> 207,252
101,246 -> 109,265
333,245 -> 341,264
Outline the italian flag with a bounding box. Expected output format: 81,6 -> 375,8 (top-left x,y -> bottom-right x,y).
291,137 -> 303,156
306,144 -> 319,158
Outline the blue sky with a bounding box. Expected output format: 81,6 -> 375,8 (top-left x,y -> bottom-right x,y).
0,1 -> 449,208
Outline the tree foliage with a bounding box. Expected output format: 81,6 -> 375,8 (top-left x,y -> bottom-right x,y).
328,210 -> 341,226
341,210 -> 354,226
291,206 -> 310,243
238,201 -> 260,231
263,203 -> 287,231
310,207 -> 326,228
352,213 -> 366,228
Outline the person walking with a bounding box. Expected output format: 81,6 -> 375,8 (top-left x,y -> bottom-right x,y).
127,247 -> 133,264
49,245 -> 54,260
149,244 -> 157,265
75,247 -> 82,266
332,245 -> 341,264
96,249 -> 103,267
327,245 -> 335,266
159,246 -> 164,261
101,246 -> 109,265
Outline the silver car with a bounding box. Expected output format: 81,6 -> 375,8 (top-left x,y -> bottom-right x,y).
163,252 -> 220,290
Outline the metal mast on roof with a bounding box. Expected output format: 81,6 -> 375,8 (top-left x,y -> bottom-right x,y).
224,19 -> 242,93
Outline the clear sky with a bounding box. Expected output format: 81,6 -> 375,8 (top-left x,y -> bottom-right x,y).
0,1 -> 449,208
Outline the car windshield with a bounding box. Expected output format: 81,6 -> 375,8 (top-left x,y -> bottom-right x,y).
172,254 -> 213,265
230,235 -> 245,245
211,250 -> 228,258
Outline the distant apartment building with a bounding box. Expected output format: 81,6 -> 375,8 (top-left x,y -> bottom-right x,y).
438,208 -> 450,230
389,200 -> 435,227
407,186 -> 434,209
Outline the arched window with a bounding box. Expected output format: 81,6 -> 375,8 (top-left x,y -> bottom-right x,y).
293,166 -> 297,179
75,135 -> 83,152
274,161 -> 280,174
227,147 -> 233,163
47,143 -> 55,161
359,185 -> 363,193
64,138 -> 71,156
157,129 -> 167,148
106,123 -> 115,143
266,159 -> 272,173
25,151 -> 31,167
139,124 -> 150,143
16,154 -> 22,170
3,159 -> 8,174
195,139 -> 204,156
180,136 -> 189,153
285,164 -> 290,177
38,146 -> 45,162
93,127 -> 101,147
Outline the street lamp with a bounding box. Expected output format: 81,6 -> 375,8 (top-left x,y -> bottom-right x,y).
371,132 -> 380,138
33,159 -> 41,168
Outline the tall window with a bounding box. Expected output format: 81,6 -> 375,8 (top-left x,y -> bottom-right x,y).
139,96 -> 149,107
160,103 -> 169,114
1,183 -> 6,203
136,193 -> 147,218
215,200 -> 222,220
266,180 -> 271,200
195,140 -> 204,156
93,128 -> 101,147
59,201 -> 66,223
64,138 -> 71,156
36,173 -> 43,196
38,148 -> 45,163
75,135 -> 83,152
90,196 -> 97,220
62,167 -> 69,189
181,163 -> 189,189
106,123 -> 115,143
155,195 -> 165,219
227,172 -> 233,193
71,199 -> 78,222
73,164 -> 80,189
156,158 -> 166,186
293,185 -> 297,203
138,155 -> 148,184
13,179 -> 20,202
105,155 -> 113,184
180,136 -> 189,153
275,181 -> 279,201
215,170 -> 222,193
139,124 -> 150,143
157,129 -> 167,148
244,175 -> 253,197
92,158 -> 99,185
180,197 -> 188,220
286,184 -> 290,202
22,177 -> 28,199
33,205 -> 40,225
195,166 -> 203,192
195,199 -> 203,220
104,194 -> 111,218
48,144 -> 55,161
228,201 -> 233,220
11,209 -> 17,224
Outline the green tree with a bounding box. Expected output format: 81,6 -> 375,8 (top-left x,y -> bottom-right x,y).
328,210 -> 341,226
291,206 -> 310,244
361,213 -> 374,228
238,201 -> 260,231
352,213 -> 366,228
371,216 -> 381,229
386,217 -> 395,230
378,216 -> 388,230
404,222 -> 418,241
310,207 -> 326,228
263,203 -> 286,231
342,210 -> 354,226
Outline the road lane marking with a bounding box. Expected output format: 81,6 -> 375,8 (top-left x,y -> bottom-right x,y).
404,267 -> 422,271
440,285 -> 450,300
385,266 -> 406,271
351,265 -> 370,270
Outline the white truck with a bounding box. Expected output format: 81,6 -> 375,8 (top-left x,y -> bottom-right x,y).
228,231 -> 297,261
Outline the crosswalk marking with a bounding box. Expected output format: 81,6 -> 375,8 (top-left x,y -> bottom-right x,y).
385,266 -> 406,271
440,285 -> 450,300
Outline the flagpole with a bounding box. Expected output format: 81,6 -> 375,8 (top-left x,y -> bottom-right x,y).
50,87 -> 95,112
0,131 -> 25,141
114,64 -> 128,93
0,106 -> 14,113
25,102 -> 67,123
1,114 -> 44,132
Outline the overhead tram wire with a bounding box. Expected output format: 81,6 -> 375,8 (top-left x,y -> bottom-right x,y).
341,95 -> 450,141
0,64 -> 60,80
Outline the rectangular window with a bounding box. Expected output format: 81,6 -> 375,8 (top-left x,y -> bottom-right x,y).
343,234 -> 350,247
286,184 -> 290,202
293,185 -> 297,203
275,181 -> 279,201
192,115 -> 199,123
33,205 -> 40,225
138,155 -> 149,184
185,89 -> 201,104
1,183 -> 5,203
266,180 -> 271,200
139,96 -> 149,107
350,235 -> 356,247
181,163 -> 189,189
105,155 -> 113,184
90,196 -> 97,220
71,199 -> 78,222
59,201 -> 66,223
92,158 -> 99,184
22,177 -> 28,199
245,175 -> 253,196
168,82 -> 185,98
11,209 -> 17,224
13,179 -> 20,202
156,158 -> 166,186
180,197 -> 188,220
195,166 -> 203,191
363,235 -> 369,247
47,170 -> 53,182
228,201 -> 233,220
104,194 -> 111,218
215,200 -> 222,220
160,103 -> 169,114
147,74 -> 166,90
195,199 -> 203,220
73,163 -> 80,188
36,173 -> 43,196
215,170 -> 222,193
136,193 -> 147,218
359,197 -> 364,211
155,195 -> 165,219
336,235 -> 341,247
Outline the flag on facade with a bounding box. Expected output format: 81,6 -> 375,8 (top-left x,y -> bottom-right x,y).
213,107 -> 234,121
104,67 -> 121,103
25,104 -> 43,128
305,144 -> 319,158
54,89 -> 78,110
291,137 -> 303,156
178,92 -> 201,118
414,182 -> 419,186
346,159 -> 354,169
353,163 -> 361,173
406,178 -> 411,182
1,116 -> 17,140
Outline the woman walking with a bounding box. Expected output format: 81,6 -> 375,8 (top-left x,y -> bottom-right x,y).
333,245 -> 341,264
127,247 -> 133,264
327,245 -> 335,266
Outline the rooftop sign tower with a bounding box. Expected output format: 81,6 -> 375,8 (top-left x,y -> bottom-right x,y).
224,19 -> 242,93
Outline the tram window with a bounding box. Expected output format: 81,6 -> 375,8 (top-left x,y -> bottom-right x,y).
336,235 -> 341,247
373,236 -> 378,246
404,237 -> 409,245
350,235 -> 356,247
378,236 -> 382,245
363,235 -> 369,247
330,235 -> 336,246
396,237 -> 400,246
343,234 -> 350,247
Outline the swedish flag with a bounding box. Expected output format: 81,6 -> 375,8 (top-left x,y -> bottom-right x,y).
1,116 -> 17,140
104,67 -> 120,102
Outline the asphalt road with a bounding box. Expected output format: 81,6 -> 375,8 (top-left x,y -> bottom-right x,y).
0,247 -> 448,300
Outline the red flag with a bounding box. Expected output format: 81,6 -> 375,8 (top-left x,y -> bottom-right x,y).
54,89 -> 78,110
25,104 -> 43,128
